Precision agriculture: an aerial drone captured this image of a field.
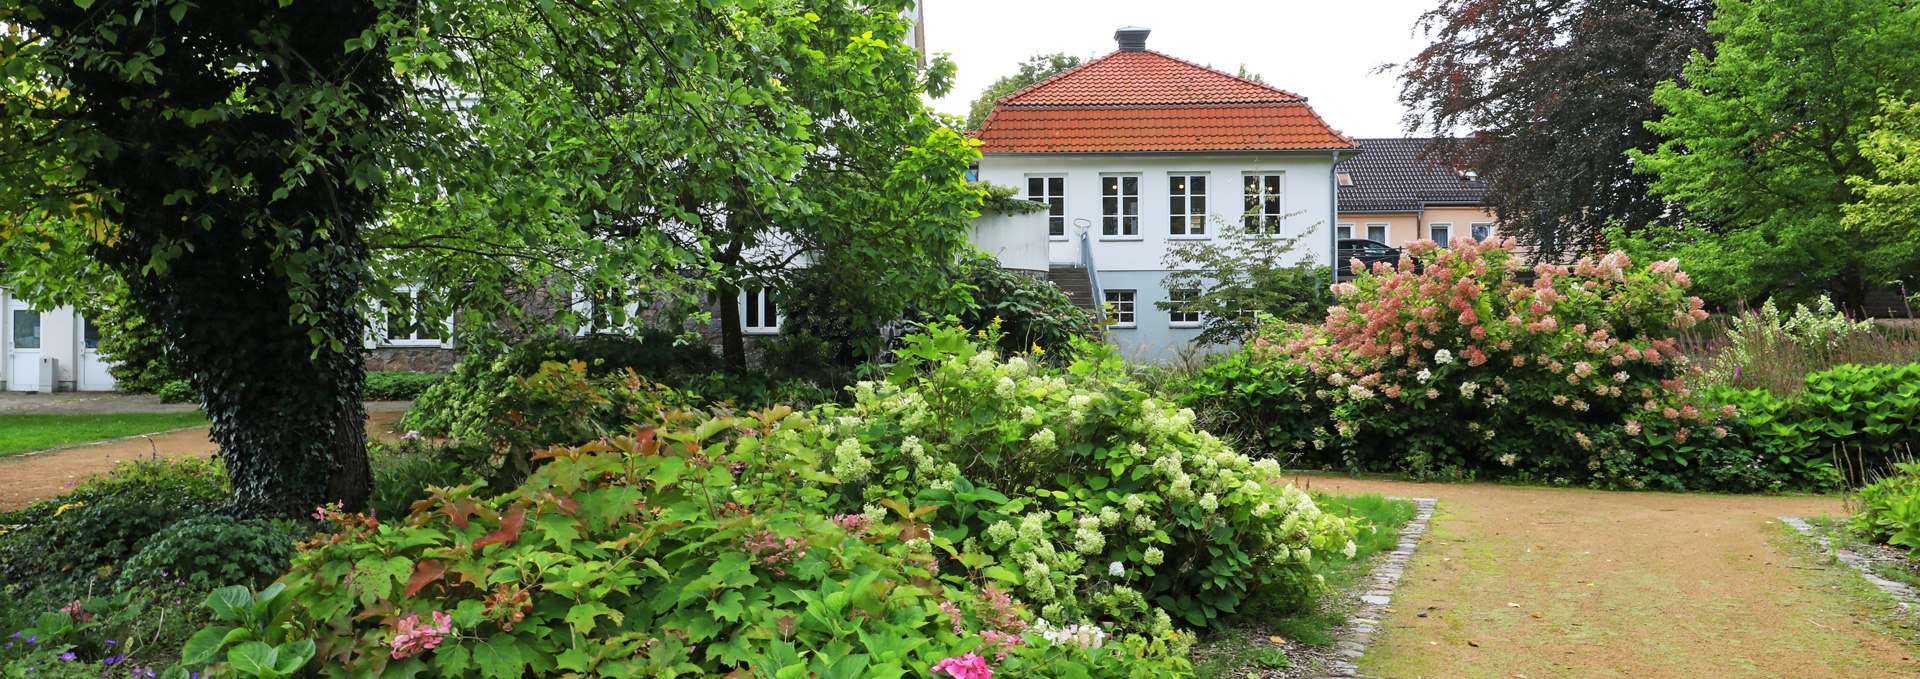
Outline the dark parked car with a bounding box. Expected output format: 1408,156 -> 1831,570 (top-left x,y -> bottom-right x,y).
1336,238 -> 1403,279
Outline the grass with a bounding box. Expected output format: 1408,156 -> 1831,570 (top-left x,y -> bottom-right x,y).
0,412 -> 209,457
1193,493 -> 1418,678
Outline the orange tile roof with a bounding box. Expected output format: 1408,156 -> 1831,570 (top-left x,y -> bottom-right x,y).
1001,50 -> 1304,106
977,105 -> 1356,153
975,49 -> 1357,154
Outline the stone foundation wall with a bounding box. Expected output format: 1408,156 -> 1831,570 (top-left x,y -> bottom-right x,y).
365,346 -> 461,373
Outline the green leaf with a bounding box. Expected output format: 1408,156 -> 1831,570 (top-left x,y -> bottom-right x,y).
472,635 -> 527,679
182,625 -> 238,664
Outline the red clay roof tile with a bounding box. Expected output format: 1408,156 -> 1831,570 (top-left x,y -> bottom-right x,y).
1001,50 -> 1304,106
975,50 -> 1356,154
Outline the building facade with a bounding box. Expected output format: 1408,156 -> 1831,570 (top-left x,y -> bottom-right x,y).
970,27 -> 1358,361
0,292 -> 116,392
1335,137 -> 1497,248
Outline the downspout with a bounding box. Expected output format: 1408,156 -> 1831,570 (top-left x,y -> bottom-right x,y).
1329,150 -> 1343,286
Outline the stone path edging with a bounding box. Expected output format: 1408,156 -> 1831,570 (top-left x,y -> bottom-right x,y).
1779,516 -> 1920,613
1319,497 -> 1438,679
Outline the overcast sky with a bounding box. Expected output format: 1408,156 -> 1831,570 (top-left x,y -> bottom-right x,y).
921,0 -> 1438,138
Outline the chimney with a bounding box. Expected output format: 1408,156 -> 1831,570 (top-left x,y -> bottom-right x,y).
1114,26 -> 1150,52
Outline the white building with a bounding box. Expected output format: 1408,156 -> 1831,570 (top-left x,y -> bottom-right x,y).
970,27 -> 1358,361
0,293 -> 116,392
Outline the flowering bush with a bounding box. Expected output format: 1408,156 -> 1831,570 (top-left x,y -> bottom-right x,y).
1190,239 -> 1735,486
817,325 -> 1355,629
177,403 -> 1190,678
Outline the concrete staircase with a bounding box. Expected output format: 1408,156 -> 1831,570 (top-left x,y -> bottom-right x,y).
1048,265 -> 1098,313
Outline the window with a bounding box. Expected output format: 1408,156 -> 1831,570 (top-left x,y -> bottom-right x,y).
1027,176 -> 1066,238
1336,222 -> 1354,240
1243,173 -> 1284,233
10,308 -> 40,350
1167,288 -> 1201,327
1471,222 -> 1494,242
741,287 -> 780,335
1430,223 -> 1452,248
82,318 -> 101,350
1101,175 -> 1139,237
1336,171 -> 1355,187
1168,174 -> 1207,236
383,288 -> 451,347
1366,223 -> 1389,243
1104,290 -> 1136,327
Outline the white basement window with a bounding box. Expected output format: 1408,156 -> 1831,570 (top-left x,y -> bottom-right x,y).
741,287 -> 781,335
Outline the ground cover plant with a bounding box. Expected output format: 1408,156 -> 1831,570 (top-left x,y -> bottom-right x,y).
175,404 -> 1198,678
0,412 -> 210,457
364,372 -> 446,401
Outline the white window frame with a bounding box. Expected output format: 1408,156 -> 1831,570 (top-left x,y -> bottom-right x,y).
1336,222 -> 1354,240
740,287 -> 781,335
1242,172 -> 1285,234
1470,222 -> 1495,242
1366,223 -> 1390,244
1430,222 -> 1453,248
1104,289 -> 1137,328
1167,288 -> 1202,328
378,286 -> 454,348
1100,174 -> 1141,238
1168,173 -> 1209,237
1027,174 -> 1067,240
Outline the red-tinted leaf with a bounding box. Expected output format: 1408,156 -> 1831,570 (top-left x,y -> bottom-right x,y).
475,506 -> 528,549
405,559 -> 448,598
439,497 -> 480,529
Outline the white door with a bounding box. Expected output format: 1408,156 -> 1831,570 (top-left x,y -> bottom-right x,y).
77,315 -> 116,392
6,298 -> 42,392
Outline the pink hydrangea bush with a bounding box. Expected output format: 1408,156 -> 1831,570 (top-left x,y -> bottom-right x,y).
1198,238 -> 1734,486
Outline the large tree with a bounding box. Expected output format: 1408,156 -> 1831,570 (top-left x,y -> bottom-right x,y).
1397,0 -> 1715,259
383,0 -> 984,368
0,0 -> 401,517
964,52 -> 1081,130
1633,0 -> 1920,310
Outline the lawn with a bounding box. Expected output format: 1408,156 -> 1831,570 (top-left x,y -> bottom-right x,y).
0,412 -> 210,457
1193,493 -> 1418,677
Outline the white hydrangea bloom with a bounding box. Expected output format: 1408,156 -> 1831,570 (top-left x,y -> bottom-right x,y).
1434,349 -> 1455,365
1144,546 -> 1165,565
831,438 -> 872,482
1108,561 -> 1125,577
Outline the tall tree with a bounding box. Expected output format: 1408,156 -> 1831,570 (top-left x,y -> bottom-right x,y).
1633,0 -> 1920,311
1397,0 -> 1715,259
1846,99 -> 1920,281
384,0 -> 984,368
0,0 -> 401,516
964,52 -> 1081,130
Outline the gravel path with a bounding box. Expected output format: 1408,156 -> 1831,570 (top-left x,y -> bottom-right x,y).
0,407 -> 409,511
1292,474 -> 1920,678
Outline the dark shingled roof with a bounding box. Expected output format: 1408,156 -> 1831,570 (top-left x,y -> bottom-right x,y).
1338,138 -> 1488,213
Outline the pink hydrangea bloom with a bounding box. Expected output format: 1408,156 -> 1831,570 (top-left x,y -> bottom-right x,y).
390,611 -> 454,659
932,653 -> 993,679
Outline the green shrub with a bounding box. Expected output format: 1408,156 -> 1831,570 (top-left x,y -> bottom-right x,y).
945,253 -> 1099,357
819,325 -> 1354,630
1690,297 -> 1920,396
179,407 -> 1192,678
1851,461 -> 1920,549
92,295 -> 187,396
115,516 -> 305,591
403,331 -> 811,441
1186,240 -> 1722,487
366,439 -> 481,520
0,458 -> 228,599
363,371 -> 445,401
156,379 -> 196,404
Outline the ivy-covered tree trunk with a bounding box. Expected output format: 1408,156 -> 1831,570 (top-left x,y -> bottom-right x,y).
8,0 -> 398,517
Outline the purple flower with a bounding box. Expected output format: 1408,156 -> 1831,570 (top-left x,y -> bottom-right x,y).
103,653 -> 126,666
59,652 -> 75,662
24,635 -> 36,643
103,640 -> 116,646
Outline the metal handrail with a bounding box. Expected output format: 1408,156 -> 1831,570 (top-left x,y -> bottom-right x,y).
1075,219 -> 1107,327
